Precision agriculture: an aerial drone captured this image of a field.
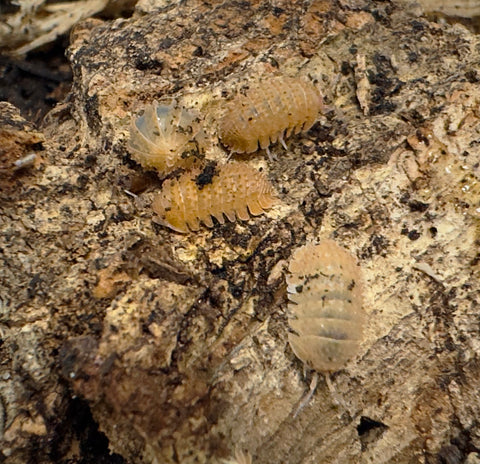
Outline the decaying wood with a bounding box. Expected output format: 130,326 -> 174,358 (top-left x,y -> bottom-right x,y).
1,0 -> 480,463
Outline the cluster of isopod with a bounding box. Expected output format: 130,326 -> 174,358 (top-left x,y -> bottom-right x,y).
127,75 -> 364,394
127,74 -> 324,233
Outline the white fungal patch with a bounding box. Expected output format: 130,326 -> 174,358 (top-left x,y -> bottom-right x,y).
286,240 -> 364,372
127,100 -> 205,175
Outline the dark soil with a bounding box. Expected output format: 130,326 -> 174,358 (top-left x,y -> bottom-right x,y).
0,39 -> 72,125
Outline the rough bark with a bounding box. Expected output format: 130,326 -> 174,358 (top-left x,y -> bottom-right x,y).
1,1 -> 480,463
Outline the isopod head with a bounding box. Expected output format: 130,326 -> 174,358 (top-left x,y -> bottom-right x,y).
127,100 -> 205,175
286,240 -> 364,372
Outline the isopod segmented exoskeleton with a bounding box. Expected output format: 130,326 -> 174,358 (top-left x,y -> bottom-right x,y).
127,100 -> 205,175
286,240 -> 365,416
217,75 -> 324,158
286,240 -> 364,372
152,161 -> 277,233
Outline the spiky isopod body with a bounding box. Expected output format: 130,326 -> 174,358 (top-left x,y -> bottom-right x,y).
286,240 -> 364,372
218,76 -> 324,155
152,162 -> 276,233
127,100 -> 204,175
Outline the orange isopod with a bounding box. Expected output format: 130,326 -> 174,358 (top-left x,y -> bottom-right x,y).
286,240 -> 364,372
152,162 -> 276,233
218,76 -> 324,158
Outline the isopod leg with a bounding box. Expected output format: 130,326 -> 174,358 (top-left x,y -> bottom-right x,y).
325,374 -> 351,420
13,153 -> 37,170
265,146 -> 277,161
279,133 -> 288,150
293,371 -> 319,418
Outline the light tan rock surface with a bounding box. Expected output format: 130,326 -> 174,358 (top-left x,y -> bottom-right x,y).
1,1 -> 480,463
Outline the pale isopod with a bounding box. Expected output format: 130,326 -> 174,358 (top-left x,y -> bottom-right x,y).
127,100 -> 205,175
217,75 -> 324,158
286,240 -> 364,372
152,161 -> 277,233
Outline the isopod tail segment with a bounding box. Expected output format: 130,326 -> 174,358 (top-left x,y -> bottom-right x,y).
292,372 -> 344,418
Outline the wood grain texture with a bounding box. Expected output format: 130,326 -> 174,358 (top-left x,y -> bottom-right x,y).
3,1 -> 480,464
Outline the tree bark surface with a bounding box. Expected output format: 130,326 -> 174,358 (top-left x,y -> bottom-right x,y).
1,1 -> 480,463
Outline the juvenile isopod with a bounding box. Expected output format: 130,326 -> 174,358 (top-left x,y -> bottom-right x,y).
127,100 -> 205,175
217,75 -> 324,158
286,240 -> 364,372
152,161 -> 277,233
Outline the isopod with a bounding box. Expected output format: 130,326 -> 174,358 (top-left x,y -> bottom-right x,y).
152,161 -> 277,232
286,240 -> 364,372
127,100 -> 205,175
217,75 -> 324,158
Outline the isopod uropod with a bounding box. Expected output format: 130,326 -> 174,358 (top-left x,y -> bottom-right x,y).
127,100 -> 205,175
286,240 -> 364,372
152,161 -> 277,233
223,449 -> 252,464
218,75 -> 324,157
